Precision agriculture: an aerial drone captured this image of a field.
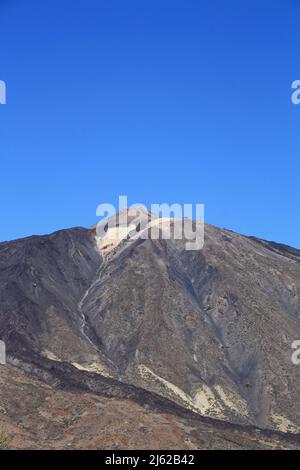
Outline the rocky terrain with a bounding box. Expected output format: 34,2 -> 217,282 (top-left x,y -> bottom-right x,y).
1,365 -> 299,450
0,208 -> 300,449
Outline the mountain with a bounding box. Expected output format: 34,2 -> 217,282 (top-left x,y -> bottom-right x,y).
0,209 -> 300,449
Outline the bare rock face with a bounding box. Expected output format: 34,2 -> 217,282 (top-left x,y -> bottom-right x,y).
0,213 -> 300,448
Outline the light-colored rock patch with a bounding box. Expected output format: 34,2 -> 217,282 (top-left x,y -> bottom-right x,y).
138,364 -> 225,418
271,413 -> 300,433
41,350 -> 62,362
215,385 -> 249,417
72,361 -> 112,378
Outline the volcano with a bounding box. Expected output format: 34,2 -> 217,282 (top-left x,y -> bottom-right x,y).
0,213 -> 300,449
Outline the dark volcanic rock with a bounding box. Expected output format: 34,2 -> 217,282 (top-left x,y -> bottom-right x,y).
1,214 -> 300,447
2,365 -> 299,450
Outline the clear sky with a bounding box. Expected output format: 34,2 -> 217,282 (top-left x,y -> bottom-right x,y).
0,0 -> 299,247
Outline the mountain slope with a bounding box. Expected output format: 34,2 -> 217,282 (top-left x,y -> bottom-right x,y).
2,365 -> 299,450
0,213 -> 300,446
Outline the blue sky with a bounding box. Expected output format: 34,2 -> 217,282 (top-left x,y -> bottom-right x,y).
0,0 -> 299,247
